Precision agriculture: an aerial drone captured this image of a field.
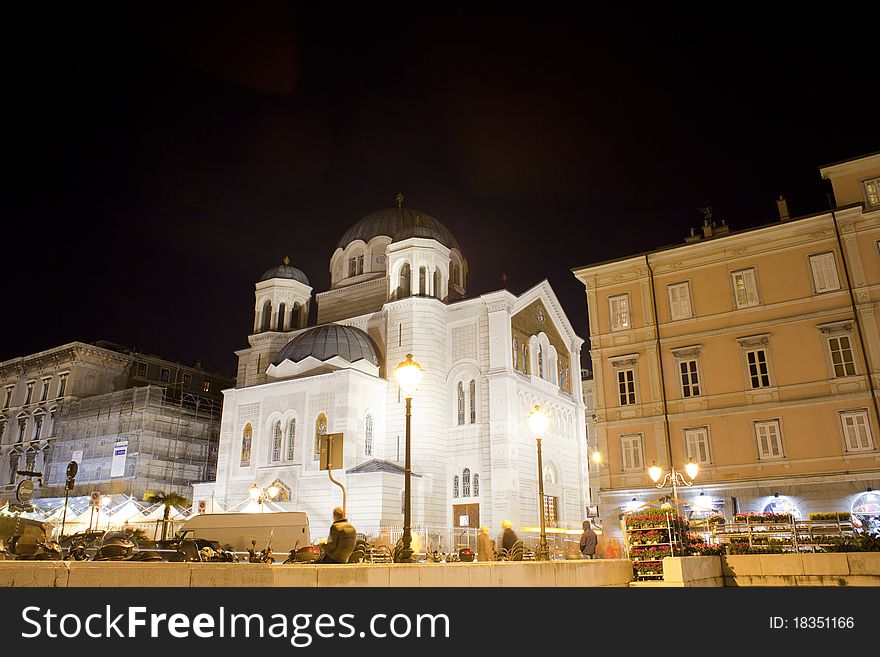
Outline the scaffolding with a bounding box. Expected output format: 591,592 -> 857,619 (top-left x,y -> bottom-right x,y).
43,385 -> 221,500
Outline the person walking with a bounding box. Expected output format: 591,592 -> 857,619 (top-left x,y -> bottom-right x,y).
477,526 -> 493,562
501,519 -> 518,552
318,507 -> 357,564
579,520 -> 598,559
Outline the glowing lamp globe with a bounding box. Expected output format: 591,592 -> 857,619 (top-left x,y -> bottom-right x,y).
249,484 -> 260,500
395,354 -> 423,398
267,484 -> 280,500
684,460 -> 699,480
592,450 -> 602,464
527,405 -> 549,437
648,463 -> 663,483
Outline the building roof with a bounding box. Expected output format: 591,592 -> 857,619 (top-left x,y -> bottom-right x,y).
337,206 -> 461,251
272,324 -> 380,367
259,257 -> 309,285
346,459 -> 420,476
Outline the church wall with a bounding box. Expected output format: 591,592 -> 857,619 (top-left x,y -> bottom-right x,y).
316,278 -> 388,325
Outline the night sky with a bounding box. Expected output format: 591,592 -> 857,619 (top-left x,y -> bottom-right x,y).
7,4 -> 879,377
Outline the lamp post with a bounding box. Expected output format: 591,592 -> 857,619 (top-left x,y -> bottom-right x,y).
394,353 -> 423,563
647,460 -> 699,513
528,405 -> 550,561
250,483 -> 280,512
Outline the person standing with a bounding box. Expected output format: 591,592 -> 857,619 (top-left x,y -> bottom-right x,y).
579,520 -> 598,559
318,507 -> 356,564
501,519 -> 518,552
477,526 -> 493,562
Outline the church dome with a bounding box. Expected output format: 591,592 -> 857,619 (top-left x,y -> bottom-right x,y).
273,324 -> 380,367
260,257 -> 309,285
337,202 -> 461,251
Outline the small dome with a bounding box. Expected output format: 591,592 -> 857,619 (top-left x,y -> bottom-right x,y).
273,324 -> 380,367
337,204 -> 460,251
260,256 -> 309,285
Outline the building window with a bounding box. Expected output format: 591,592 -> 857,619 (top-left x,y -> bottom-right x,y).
620,434 -> 643,470
668,282 -> 693,320
746,349 -> 771,388
203,380 -> 211,393
183,374 -> 192,389
731,268 -> 759,308
419,267 -> 427,295
365,414 -> 373,456
17,415 -> 27,443
538,345 -> 544,378
809,252 -> 841,294
452,475 -> 459,498
136,362 -> 147,377
40,379 -> 50,402
314,413 -> 327,460
272,420 -> 283,462
240,424 -> 252,467
864,176 -> 880,207
349,257 -> 357,277
469,380 -> 476,424
4,386 -> 14,409
684,427 -> 711,465
159,368 -> 171,383
828,335 -> 856,377
609,294 -> 630,331
462,469 -> 471,497
57,375 -> 68,398
33,412 -> 44,440
679,359 -> 700,397
287,418 -> 296,461
473,473 -> 479,496
618,369 -> 636,406
357,254 -> 364,275
754,420 -> 784,460
543,495 -> 559,527
457,382 -> 465,426
840,410 -> 875,452
25,382 -> 34,405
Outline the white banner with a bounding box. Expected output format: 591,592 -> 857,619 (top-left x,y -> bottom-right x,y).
71,450 -> 83,464
110,441 -> 128,478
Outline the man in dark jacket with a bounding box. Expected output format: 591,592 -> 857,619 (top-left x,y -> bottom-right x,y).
579,520 -> 598,559
501,519 -> 518,552
319,507 -> 356,564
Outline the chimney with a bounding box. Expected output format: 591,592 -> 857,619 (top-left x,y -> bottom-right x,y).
776,194 -> 790,221
701,218 -> 713,238
685,226 -> 702,244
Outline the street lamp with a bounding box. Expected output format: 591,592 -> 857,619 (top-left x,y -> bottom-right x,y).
647,459 -> 699,512
395,353 -> 423,562
250,483 -> 280,512
528,404 -> 550,561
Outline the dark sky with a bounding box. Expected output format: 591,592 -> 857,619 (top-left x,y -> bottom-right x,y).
6,3 -> 879,376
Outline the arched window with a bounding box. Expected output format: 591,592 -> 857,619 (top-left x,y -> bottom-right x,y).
399,263 -> 411,298
48,407 -> 57,436
419,267 -> 427,295
349,257 -> 357,277
287,418 -> 296,461
452,475 -> 459,498
25,448 -> 36,471
358,254 -> 365,275
260,301 -> 272,333
522,342 -> 529,375
365,414 -> 374,457
457,382 -> 465,426
8,452 -> 19,484
240,423 -> 252,467
16,414 -> 27,443
314,413 -> 327,460
433,269 -> 441,298
272,420 -> 283,462
538,345 -> 544,379
473,473 -> 480,497
462,468 -> 471,497
277,303 -> 286,331
32,411 -> 44,440
469,380 -> 476,424
543,462 -> 557,484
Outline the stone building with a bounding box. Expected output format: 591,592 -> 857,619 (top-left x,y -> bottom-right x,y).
198,199 -> 589,543
0,341 -> 233,502
572,152 -> 880,539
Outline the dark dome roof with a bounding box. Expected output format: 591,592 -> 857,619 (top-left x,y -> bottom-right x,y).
273,324 -> 380,367
337,207 -> 460,251
260,257 -> 309,285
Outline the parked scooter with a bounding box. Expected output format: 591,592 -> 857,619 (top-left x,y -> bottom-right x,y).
247,539 -> 274,564
7,534 -> 63,560
282,541 -> 322,564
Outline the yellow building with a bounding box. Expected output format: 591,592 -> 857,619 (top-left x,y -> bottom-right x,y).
572,152 -> 880,539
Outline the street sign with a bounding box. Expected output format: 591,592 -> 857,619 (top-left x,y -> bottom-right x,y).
16,479 -> 34,503
198,499 -> 206,514
319,433 -> 344,470
90,491 -> 102,507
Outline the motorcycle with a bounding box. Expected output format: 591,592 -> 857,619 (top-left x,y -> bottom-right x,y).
198,546 -> 240,563
247,539 -> 274,564
7,534 -> 63,560
283,541 -> 322,564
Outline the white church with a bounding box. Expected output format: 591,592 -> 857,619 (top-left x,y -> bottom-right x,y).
194,197 -> 589,542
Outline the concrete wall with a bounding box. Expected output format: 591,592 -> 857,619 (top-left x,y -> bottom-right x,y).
721,553 -> 880,586
0,559 -> 634,588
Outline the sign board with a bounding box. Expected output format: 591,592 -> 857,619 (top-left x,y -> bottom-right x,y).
90,491 -> 102,507
71,450 -> 83,465
587,504 -> 599,517
198,499 -> 206,514
110,440 -> 128,478
15,478 -> 34,503
459,515 -> 469,527
319,433 -> 344,471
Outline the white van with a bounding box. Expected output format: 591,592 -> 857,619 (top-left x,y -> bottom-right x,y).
176,512 -> 310,554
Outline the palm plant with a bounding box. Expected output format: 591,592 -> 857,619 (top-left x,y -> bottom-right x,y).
145,491 -> 189,541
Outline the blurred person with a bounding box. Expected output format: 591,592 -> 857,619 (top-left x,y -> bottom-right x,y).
579,520 -> 597,559
501,519 -> 518,552
477,525 -> 493,561
318,507 -> 356,564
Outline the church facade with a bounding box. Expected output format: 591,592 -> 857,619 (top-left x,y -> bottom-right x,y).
196,201 -> 589,541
